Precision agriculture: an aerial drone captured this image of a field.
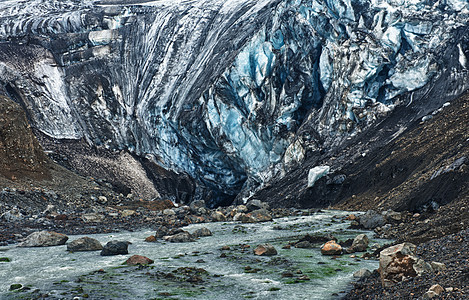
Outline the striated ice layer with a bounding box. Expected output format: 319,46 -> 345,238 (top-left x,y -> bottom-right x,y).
0,0 -> 469,204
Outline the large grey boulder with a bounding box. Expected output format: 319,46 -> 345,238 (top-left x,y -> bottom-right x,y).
359,210 -> 386,229
18,231 -> 68,247
67,237 -> 103,252
101,241 -> 131,256
189,200 -> 206,213
353,268 -> 372,279
192,227 -> 212,238
163,231 -> 195,243
154,225 -> 169,238
347,234 -> 369,253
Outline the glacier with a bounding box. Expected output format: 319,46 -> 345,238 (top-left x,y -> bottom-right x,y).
1,0 -> 469,205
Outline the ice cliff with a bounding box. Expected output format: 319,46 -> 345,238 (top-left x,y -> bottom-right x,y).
1,0 -> 469,205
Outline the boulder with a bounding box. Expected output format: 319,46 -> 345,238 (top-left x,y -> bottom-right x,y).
18,231 -> 68,247
67,237 -> 103,252
163,231 -> 195,243
234,205 -> 248,214
378,242 -> 433,287
145,235 -> 157,242
1,208 -> 24,222
233,212 -> 244,221
121,209 -> 136,217
101,241 -> 131,256
193,208 -> 206,216
353,268 -> 372,279
189,200 -> 206,211
347,234 -> 369,253
250,209 -> 273,222
321,240 -> 342,255
413,258 -> 434,275
81,213 -> 105,223
297,234 -> 332,245
428,284 -> 444,295
246,199 -> 269,212
97,196 -> 108,204
240,209 -> 272,223
154,225 -> 169,238
125,255 -> 154,266
192,227 -> 212,238
253,244 -> 277,256
168,228 -> 185,235
163,208 -> 176,216
189,200 -> 206,213
383,210 -> 402,222
359,210 -> 386,229
211,211 -> 227,222
345,214 -> 358,221
430,261 -> 446,272
294,241 -> 313,248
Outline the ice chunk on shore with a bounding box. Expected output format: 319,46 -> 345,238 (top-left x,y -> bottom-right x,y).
308,166 -> 330,188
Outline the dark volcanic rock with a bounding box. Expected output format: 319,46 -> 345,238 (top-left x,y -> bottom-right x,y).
297,234 -> 333,245
101,241 -> 131,256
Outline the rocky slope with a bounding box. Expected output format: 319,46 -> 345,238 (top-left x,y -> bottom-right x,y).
0,95 -> 130,213
347,229 -> 469,299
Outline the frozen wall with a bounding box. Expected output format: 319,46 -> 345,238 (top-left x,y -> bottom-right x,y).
1,0 -> 469,204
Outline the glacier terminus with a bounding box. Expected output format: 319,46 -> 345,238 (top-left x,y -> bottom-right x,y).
1,0 -> 469,206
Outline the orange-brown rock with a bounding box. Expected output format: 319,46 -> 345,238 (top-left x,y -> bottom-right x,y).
379,243 -> 419,287
253,244 -> 277,256
321,240 -> 342,255
145,235 -> 157,242
125,255 -> 154,266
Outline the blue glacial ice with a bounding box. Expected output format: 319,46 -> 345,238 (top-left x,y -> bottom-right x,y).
1,0 -> 469,203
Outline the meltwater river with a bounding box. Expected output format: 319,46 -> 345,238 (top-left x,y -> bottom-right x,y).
0,210 -> 387,299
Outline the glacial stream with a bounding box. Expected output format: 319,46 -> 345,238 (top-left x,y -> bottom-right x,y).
0,210 -> 388,299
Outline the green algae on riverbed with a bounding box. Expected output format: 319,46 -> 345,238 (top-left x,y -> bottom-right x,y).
1,211 -> 390,299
